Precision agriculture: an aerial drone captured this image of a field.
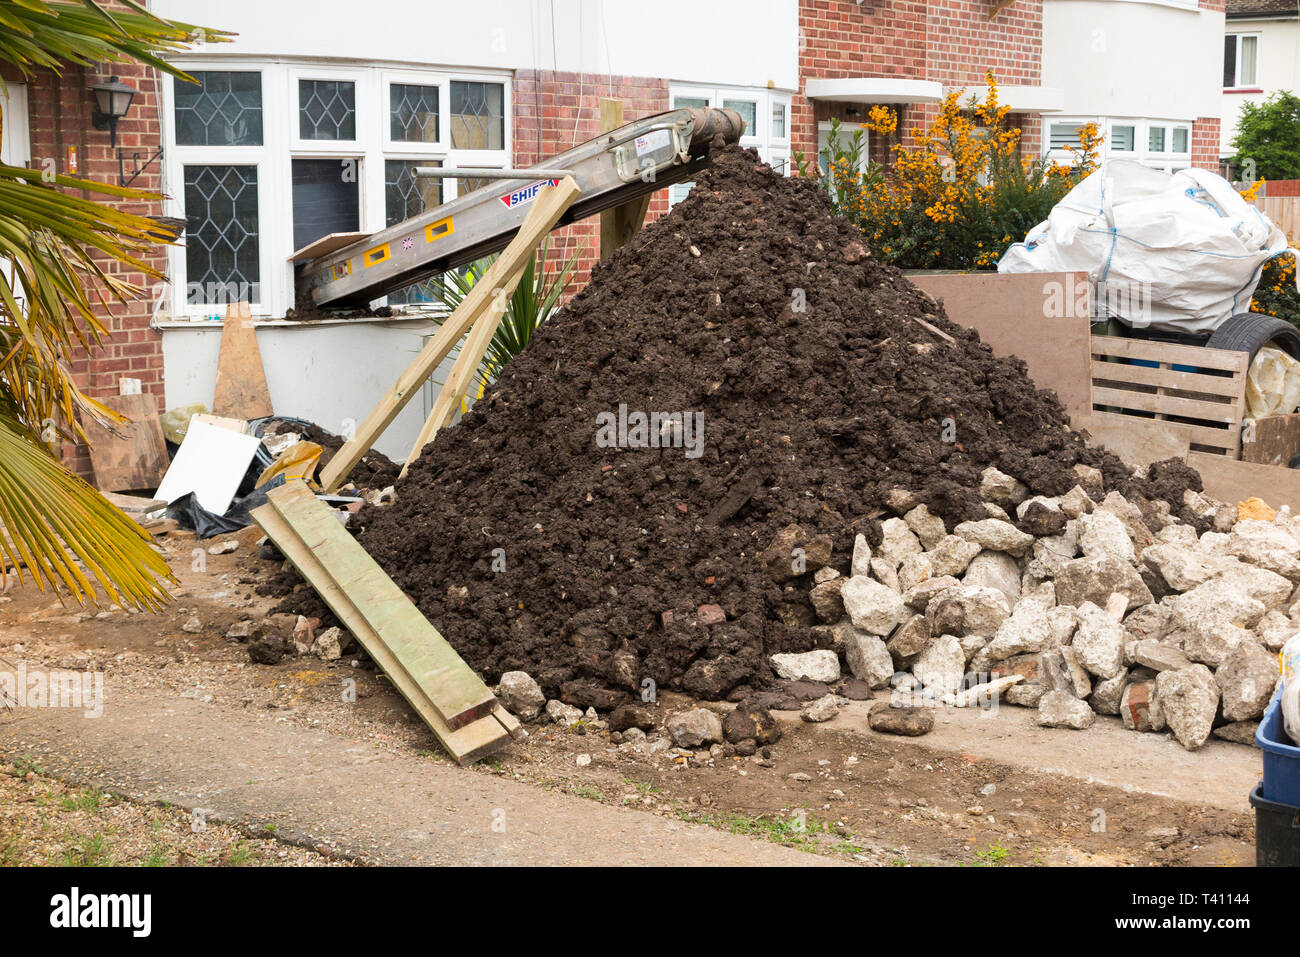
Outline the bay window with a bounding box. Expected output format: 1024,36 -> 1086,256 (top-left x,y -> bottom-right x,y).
164,61 -> 510,319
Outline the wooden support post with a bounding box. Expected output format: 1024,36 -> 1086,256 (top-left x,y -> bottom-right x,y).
599,98 -> 651,260
400,259 -> 528,476
318,175 -> 581,492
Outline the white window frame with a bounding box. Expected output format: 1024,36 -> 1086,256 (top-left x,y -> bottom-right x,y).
163,59 -> 510,320
1224,32 -> 1261,90
1043,115 -> 1191,174
667,84 -> 792,205
816,119 -> 870,175
289,65 -> 368,151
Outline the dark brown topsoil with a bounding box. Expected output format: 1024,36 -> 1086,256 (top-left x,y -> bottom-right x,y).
271,144 -> 1200,709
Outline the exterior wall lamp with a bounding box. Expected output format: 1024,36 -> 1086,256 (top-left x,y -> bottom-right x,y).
90,75 -> 163,188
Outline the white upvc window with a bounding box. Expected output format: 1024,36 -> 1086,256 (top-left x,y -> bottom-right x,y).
162,59 -> 510,320
1044,116 -> 1191,174
816,119 -> 870,175
1224,33 -> 1261,90
667,84 -> 793,206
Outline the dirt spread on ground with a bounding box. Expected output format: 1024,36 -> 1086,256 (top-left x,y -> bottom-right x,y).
273,144 -> 1199,707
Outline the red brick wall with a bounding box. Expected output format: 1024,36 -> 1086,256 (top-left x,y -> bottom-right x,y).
795,0 -> 1044,162
1192,116 -> 1221,171
20,58 -> 166,479
513,70 -> 670,287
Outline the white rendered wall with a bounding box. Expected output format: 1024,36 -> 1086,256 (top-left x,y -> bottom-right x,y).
152,0 -> 799,92
160,319 -> 458,462
1043,0 -> 1224,122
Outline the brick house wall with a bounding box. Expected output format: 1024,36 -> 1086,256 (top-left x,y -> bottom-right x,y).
795,0 -> 1045,164
16,58 -> 166,479
513,70 -> 670,287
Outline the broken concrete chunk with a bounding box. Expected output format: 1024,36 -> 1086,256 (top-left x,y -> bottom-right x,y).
1071,602 -> 1125,680
886,614 -> 932,661
979,466 -> 1029,508
1054,553 -> 1153,609
1216,645 -> 1279,722
954,519 -> 1034,558
1043,646 -> 1092,699
878,517 -> 923,568
962,550 -> 1021,607
1088,668 -> 1129,716
497,671 -> 546,720
851,533 -> 872,577
546,699 -> 583,725
986,597 -> 1054,661
840,575 -> 907,636
1077,509 -> 1135,564
1154,665 -> 1219,751
1212,721 -> 1260,745
1140,544 -> 1217,593
770,650 -> 841,684
1127,638 -> 1191,673
904,504 -> 947,549
809,577 -> 846,623
801,694 -> 840,723
1037,690 -> 1095,729
902,575 -> 961,611
843,629 -> 895,689
666,708 -> 724,747
870,557 -> 902,593
897,553 -> 934,593
925,534 -> 983,577
926,585 -> 1011,639
912,633 -> 965,696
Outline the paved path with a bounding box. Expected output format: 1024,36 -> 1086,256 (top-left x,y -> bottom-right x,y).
0,693 -> 834,866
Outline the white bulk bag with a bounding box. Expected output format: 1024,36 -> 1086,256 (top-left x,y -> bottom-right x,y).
998,160 -> 1299,334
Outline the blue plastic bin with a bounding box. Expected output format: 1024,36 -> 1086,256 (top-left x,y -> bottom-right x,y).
1256,692 -> 1300,806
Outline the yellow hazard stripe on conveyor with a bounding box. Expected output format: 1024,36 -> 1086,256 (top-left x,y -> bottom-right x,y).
363,243 -> 391,268
425,217 -> 454,243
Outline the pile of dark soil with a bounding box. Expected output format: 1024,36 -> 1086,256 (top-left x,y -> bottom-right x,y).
275,143 -> 1199,707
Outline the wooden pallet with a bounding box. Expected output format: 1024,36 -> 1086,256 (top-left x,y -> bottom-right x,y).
1090,335 -> 1250,457
251,480 -> 517,765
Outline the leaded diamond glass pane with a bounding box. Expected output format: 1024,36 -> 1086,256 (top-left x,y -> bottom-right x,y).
390,83 -> 440,143
174,71 -> 262,146
183,165 -> 260,304
450,81 -> 504,150
299,79 -> 356,141
385,160 -> 442,305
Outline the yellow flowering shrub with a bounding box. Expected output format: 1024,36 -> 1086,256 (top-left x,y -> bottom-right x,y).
796,72 -> 1100,270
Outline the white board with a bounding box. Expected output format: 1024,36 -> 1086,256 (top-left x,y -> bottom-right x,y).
155,419 -> 261,515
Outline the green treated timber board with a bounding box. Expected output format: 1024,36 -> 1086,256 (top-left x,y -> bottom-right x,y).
251,500 -> 511,764
263,481 -> 497,730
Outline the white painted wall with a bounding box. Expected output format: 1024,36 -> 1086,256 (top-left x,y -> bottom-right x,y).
1220,18 -> 1300,155
153,0 -> 799,91
161,319 -> 459,461
1043,0 -> 1223,122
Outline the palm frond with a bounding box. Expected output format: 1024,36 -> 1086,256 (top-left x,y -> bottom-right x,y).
0,0 -> 230,82
425,235 -> 585,397
0,413 -> 173,609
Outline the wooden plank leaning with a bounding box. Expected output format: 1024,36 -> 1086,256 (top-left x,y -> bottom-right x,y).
250,480 -> 513,765
318,175 -> 582,492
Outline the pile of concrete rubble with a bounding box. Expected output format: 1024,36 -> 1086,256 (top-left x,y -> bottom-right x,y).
492,462 -> 1298,755
768,463 -> 1296,751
